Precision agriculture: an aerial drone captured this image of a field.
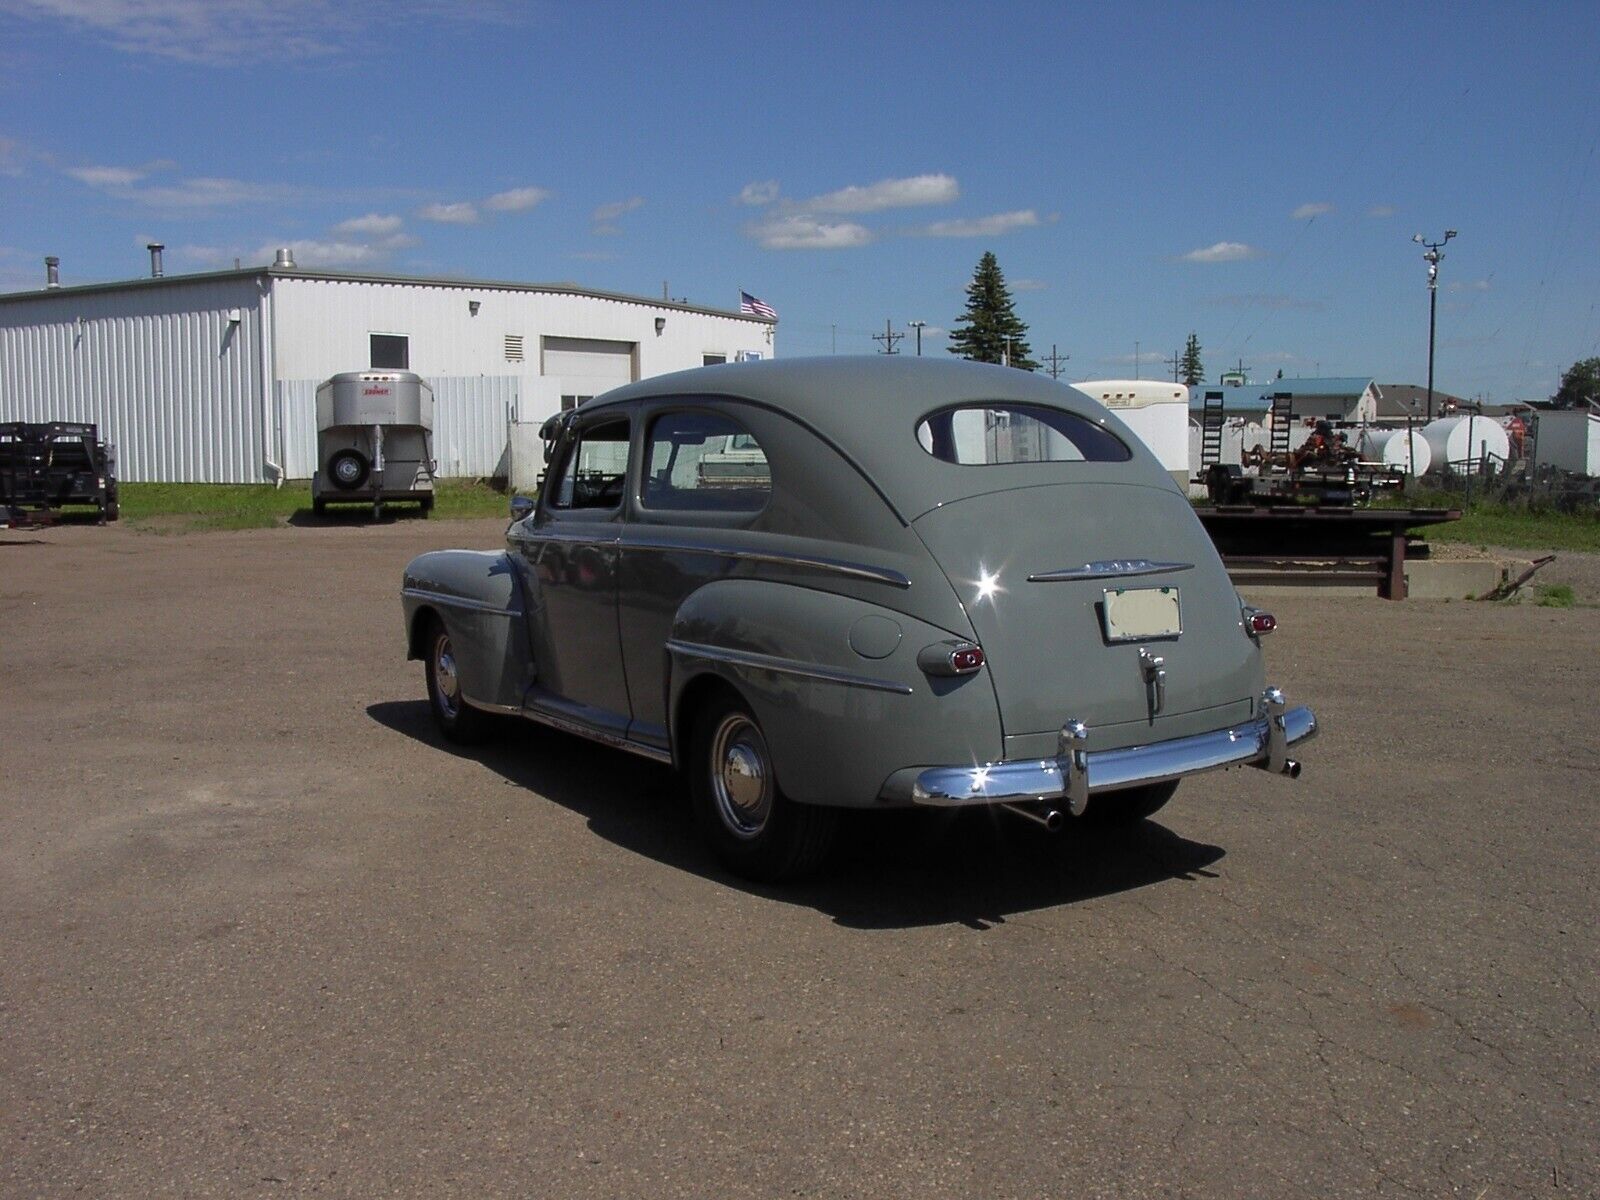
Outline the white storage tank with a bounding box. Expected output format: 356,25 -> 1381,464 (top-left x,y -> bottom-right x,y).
1075,380 -> 1191,488
1358,427 -> 1432,475
1421,415 -> 1510,474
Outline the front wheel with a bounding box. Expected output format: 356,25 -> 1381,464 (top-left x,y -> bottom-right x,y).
689,694 -> 836,882
1080,779 -> 1179,829
423,616 -> 494,744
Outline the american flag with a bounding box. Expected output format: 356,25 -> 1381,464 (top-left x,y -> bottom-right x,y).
740,291 -> 777,320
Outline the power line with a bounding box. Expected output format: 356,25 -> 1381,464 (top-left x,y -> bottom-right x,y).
1040,343 -> 1070,379
872,319 -> 904,355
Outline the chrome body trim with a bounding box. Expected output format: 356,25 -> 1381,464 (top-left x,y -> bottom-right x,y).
667,638 -> 915,695
624,538 -> 912,589
462,697 -> 523,716
402,586 -> 522,617
515,702 -> 674,764
1028,559 -> 1194,583
908,692 -> 1317,806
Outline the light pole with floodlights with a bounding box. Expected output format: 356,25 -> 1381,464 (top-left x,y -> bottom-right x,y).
1413,229 -> 1457,420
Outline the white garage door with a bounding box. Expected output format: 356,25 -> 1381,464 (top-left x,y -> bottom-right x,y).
543,337 -> 636,408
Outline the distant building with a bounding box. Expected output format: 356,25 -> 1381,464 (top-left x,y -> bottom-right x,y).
1373,383 -> 1468,422
0,253 -> 775,483
1189,377 -> 1379,425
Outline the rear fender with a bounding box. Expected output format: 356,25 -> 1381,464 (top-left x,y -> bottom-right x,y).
402,549 -> 534,711
666,579 -> 1001,808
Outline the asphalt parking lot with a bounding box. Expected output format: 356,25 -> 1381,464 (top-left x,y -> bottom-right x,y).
2,518 -> 1596,1198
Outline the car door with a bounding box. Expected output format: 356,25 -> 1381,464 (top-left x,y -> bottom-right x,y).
509,409 -> 634,736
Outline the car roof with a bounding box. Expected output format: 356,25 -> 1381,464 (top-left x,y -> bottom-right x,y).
591,356 -> 1158,521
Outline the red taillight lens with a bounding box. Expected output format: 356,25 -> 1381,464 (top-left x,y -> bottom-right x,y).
950,646 -> 985,673
1248,611 -> 1277,635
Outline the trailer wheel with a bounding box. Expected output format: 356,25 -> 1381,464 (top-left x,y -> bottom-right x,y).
312,498 -> 327,517
328,449 -> 370,491
419,494 -> 435,515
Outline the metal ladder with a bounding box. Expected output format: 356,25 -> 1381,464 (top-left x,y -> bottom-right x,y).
1269,392 -> 1294,460
1200,390 -> 1226,468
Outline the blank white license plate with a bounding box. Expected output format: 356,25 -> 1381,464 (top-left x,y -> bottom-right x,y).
1102,586 -> 1181,642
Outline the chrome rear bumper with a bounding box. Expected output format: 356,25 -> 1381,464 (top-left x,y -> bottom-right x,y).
909,688 -> 1317,811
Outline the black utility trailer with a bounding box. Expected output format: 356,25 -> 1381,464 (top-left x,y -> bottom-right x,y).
0,422 -> 119,525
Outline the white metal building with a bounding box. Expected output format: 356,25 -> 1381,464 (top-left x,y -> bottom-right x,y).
0,253 -> 775,482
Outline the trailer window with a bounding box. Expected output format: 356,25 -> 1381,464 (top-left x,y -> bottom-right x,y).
917,404 -> 1130,465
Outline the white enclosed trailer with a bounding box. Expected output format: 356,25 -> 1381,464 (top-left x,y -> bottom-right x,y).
1074,380 -> 1191,488
1532,410 -> 1600,476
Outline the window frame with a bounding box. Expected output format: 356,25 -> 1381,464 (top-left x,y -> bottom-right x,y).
545,414 -> 633,514
369,333 -> 410,370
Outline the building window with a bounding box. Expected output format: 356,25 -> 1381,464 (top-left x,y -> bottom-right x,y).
560,395 -> 595,412
370,334 -> 409,369
702,354 -> 727,366
505,334 -> 524,362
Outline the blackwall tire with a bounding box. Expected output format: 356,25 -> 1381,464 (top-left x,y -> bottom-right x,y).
423,616 -> 493,745
328,449 -> 370,491
1080,779 -> 1179,829
688,693 -> 836,882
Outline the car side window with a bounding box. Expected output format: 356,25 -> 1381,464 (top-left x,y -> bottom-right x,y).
917,403 -> 1131,464
550,418 -> 631,510
642,410 -> 771,513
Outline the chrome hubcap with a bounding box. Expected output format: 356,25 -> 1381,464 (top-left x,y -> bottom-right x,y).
709,714 -> 773,839
432,633 -> 461,719
334,457 -> 361,483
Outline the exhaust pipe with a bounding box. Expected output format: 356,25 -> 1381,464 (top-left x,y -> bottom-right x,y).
45,256 -> 60,288
147,242 -> 164,278
1250,757 -> 1302,779
1000,802 -> 1064,833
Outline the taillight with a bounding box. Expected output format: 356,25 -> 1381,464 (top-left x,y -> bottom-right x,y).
1244,608 -> 1276,635
917,640 -> 985,676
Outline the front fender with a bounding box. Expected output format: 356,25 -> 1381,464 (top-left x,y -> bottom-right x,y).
402,549 -> 533,711
667,579 -> 1003,807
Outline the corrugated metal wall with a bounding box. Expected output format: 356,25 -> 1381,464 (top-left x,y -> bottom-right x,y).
277,375 -> 517,480
0,277 -> 268,483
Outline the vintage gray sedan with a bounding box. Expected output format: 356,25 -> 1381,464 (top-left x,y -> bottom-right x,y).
401,357 -> 1316,879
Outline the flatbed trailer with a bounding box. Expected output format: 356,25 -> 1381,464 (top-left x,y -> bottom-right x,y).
1194,505 -> 1462,600
0,422 -> 119,525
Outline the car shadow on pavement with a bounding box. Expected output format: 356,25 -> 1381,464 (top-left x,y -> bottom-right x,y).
367,699 -> 1226,931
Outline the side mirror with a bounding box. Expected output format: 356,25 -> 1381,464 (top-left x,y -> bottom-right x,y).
509,495 -> 535,523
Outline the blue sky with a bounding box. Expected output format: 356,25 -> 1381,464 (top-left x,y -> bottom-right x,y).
2,0 -> 1595,400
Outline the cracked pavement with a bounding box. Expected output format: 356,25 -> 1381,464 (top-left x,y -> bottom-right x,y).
2,519 -> 1596,1198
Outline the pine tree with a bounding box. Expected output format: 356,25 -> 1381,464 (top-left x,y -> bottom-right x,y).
947,251 -> 1037,370
1179,333 -> 1204,386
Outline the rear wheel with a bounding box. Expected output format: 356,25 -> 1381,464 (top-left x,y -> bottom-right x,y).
423,616 -> 494,744
689,694 -> 836,882
1080,780 -> 1179,828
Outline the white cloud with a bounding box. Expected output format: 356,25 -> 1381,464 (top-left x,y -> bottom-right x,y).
1209,293 -> 1324,311
1010,278 -> 1049,292
592,196 -> 643,224
420,201 -> 480,225
750,214 -> 873,250
254,239 -> 385,267
121,176 -> 285,208
1368,204 -> 1396,218
334,213 -> 404,236
1292,202 -> 1333,220
1447,278 -> 1492,292
484,186 -> 550,213
803,173 -> 959,213
67,164 -> 146,187
918,209 -> 1043,238
2,0 -> 525,65
1182,241 -> 1262,264
737,180 -> 780,206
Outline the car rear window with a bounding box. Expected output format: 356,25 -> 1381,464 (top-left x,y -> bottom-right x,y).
917,404 -> 1131,465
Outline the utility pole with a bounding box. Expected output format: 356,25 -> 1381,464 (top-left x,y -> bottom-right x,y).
1134,340 -> 1141,380
830,324 -> 836,355
1166,350 -> 1181,383
908,320 -> 926,356
1041,344 -> 1070,380
1413,229 -> 1457,420
872,319 -> 904,355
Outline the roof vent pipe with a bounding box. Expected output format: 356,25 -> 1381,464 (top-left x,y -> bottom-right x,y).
273,247 -> 296,269
45,256 -> 60,289
147,242 -> 165,278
